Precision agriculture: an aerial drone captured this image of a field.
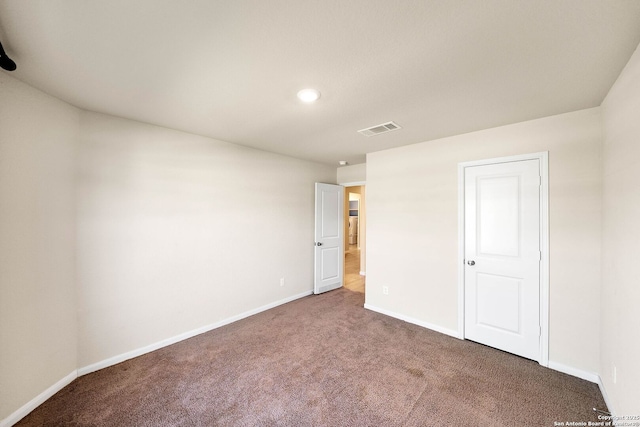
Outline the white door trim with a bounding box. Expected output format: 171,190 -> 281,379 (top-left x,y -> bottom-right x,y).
457,151 -> 549,366
340,180 -> 366,187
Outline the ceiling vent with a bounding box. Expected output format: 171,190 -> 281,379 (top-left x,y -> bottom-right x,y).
357,121 -> 401,137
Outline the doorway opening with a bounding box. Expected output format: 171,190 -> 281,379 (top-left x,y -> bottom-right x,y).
344,185 -> 365,293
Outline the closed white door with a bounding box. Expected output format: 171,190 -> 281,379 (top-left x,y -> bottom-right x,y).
464,160 -> 541,360
314,183 -> 344,294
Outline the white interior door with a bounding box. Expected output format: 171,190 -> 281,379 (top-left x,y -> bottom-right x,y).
464,159 -> 541,360
314,183 -> 344,294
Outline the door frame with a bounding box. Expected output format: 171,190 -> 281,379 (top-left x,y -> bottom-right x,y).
457,151 -> 549,366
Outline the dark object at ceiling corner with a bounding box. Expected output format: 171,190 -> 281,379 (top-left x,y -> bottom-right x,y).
0,40 -> 17,71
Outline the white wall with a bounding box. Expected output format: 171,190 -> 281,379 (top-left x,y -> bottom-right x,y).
366,108 -> 602,374
0,73 -> 79,420
76,111 -> 335,368
601,43 -> 640,414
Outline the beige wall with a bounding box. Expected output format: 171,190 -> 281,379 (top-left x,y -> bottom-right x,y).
0,73 -> 79,420
76,111 -> 335,368
337,163 -> 366,184
366,108 -> 602,373
0,73 -> 335,421
601,43 -> 640,414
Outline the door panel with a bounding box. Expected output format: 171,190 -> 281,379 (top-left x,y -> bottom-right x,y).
476,273 -> 522,334
314,183 -> 344,294
478,176 -> 520,257
321,247 -> 340,280
321,190 -> 340,238
464,160 -> 540,360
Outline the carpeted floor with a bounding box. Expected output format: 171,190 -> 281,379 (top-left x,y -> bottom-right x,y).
16,288 -> 606,426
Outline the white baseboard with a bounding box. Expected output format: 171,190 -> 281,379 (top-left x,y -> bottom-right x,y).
1,370 -> 77,427
547,362 -> 615,415
4,293 -> 615,427
363,303 -> 459,338
78,290 -> 313,376
547,360 -> 600,383
596,376 -> 616,416
363,307 -> 615,412
3,291 -> 313,427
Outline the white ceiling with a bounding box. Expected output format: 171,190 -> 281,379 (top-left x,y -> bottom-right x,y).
1,1 -> 640,166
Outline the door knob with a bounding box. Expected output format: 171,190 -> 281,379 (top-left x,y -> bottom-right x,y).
467,260 -> 475,266
316,242 -> 323,246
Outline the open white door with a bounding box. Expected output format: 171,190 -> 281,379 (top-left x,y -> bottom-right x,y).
464,159 -> 541,360
314,183 -> 344,294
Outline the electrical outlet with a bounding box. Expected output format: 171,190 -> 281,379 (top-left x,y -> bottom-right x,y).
382,286 -> 389,295
280,277 -> 285,287
613,365 -> 617,384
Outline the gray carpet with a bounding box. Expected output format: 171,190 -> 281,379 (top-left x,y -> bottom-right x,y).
16,288 -> 607,426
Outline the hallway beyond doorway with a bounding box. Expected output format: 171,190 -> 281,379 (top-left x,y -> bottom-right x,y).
344,244 -> 365,293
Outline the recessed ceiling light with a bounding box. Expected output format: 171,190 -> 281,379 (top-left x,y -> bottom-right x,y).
338,161 -> 349,166
297,88 -> 321,103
